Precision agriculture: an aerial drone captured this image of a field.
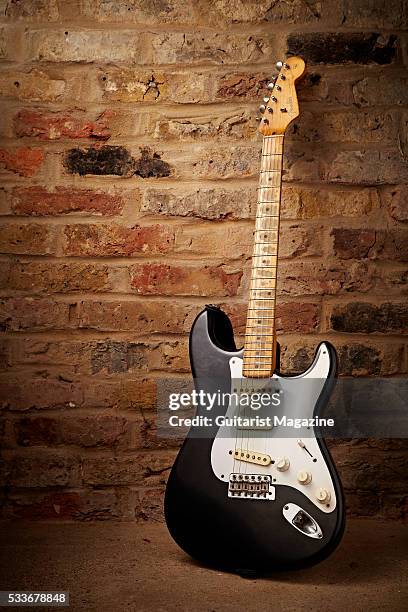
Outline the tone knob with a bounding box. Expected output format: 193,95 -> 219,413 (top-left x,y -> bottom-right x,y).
276,457 -> 290,472
297,470 -> 312,485
316,487 -> 331,504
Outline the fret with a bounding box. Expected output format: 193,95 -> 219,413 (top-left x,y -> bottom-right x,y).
244,334 -> 274,338
252,253 -> 277,259
244,357 -> 274,361
247,310 -> 275,313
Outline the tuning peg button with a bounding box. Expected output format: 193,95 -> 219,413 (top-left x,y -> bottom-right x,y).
276,61 -> 283,70
263,96 -> 270,103
267,82 -> 275,90
259,104 -> 266,112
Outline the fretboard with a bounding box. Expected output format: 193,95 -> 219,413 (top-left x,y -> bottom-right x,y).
242,134 -> 284,378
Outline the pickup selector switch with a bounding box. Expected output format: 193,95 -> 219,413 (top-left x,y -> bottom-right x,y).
297,470 -> 312,485
276,457 -> 290,472
316,487 -> 331,504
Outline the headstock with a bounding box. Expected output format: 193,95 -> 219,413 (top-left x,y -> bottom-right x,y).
257,56 -> 305,136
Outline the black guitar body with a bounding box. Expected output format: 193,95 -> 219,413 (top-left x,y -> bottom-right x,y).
164,306 -> 345,573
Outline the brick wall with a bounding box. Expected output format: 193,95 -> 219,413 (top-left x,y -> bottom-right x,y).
0,0 -> 407,522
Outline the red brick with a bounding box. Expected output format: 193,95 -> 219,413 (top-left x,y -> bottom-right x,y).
381,185 -> 408,222
28,29 -> 144,63
154,109 -> 255,142
174,223 -> 252,259
332,228 -> 376,259
353,74 -> 408,107
275,261 -> 375,296
147,339 -> 189,373
4,0 -> 59,20
64,224 -> 174,256
130,263 -> 243,296
281,186 -> 378,219
134,488 -> 166,522
15,415 -> 128,448
129,414 -> 180,451
82,451 -> 176,486
0,69 -> 65,102
0,297 -> 74,331
141,185 -> 256,220
342,0 -> 406,28
329,302 -> 408,334
3,449 -> 80,487
0,223 -> 55,255
11,185 -> 125,216
4,261 -> 113,293
78,300 -> 199,333
82,0 -> 327,26
148,32 -> 276,65
5,337 -> 149,376
323,149 -> 408,184
0,378 -> 83,411
333,448 -> 407,492
14,109 -> 112,140
332,228 -> 408,261
83,378 -> 157,411
280,224 -> 323,258
0,147 -> 44,177
215,72 -> 269,100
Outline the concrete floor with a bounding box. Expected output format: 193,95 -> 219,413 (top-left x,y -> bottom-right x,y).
0,519 -> 407,612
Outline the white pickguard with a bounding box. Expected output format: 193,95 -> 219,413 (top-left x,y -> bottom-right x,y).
210,343 -> 337,513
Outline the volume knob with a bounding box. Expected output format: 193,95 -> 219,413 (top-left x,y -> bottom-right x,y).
316,487 -> 331,504
297,470 -> 312,485
276,457 -> 290,472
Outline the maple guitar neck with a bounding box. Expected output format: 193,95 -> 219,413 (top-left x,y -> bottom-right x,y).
243,134 -> 283,378
242,56 -> 305,378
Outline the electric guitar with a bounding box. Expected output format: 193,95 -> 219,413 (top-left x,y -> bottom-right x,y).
164,57 -> 345,573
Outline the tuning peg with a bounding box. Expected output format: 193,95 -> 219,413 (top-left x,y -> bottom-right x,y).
276,61 -> 283,70
263,96 -> 270,103
259,104 -> 266,112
